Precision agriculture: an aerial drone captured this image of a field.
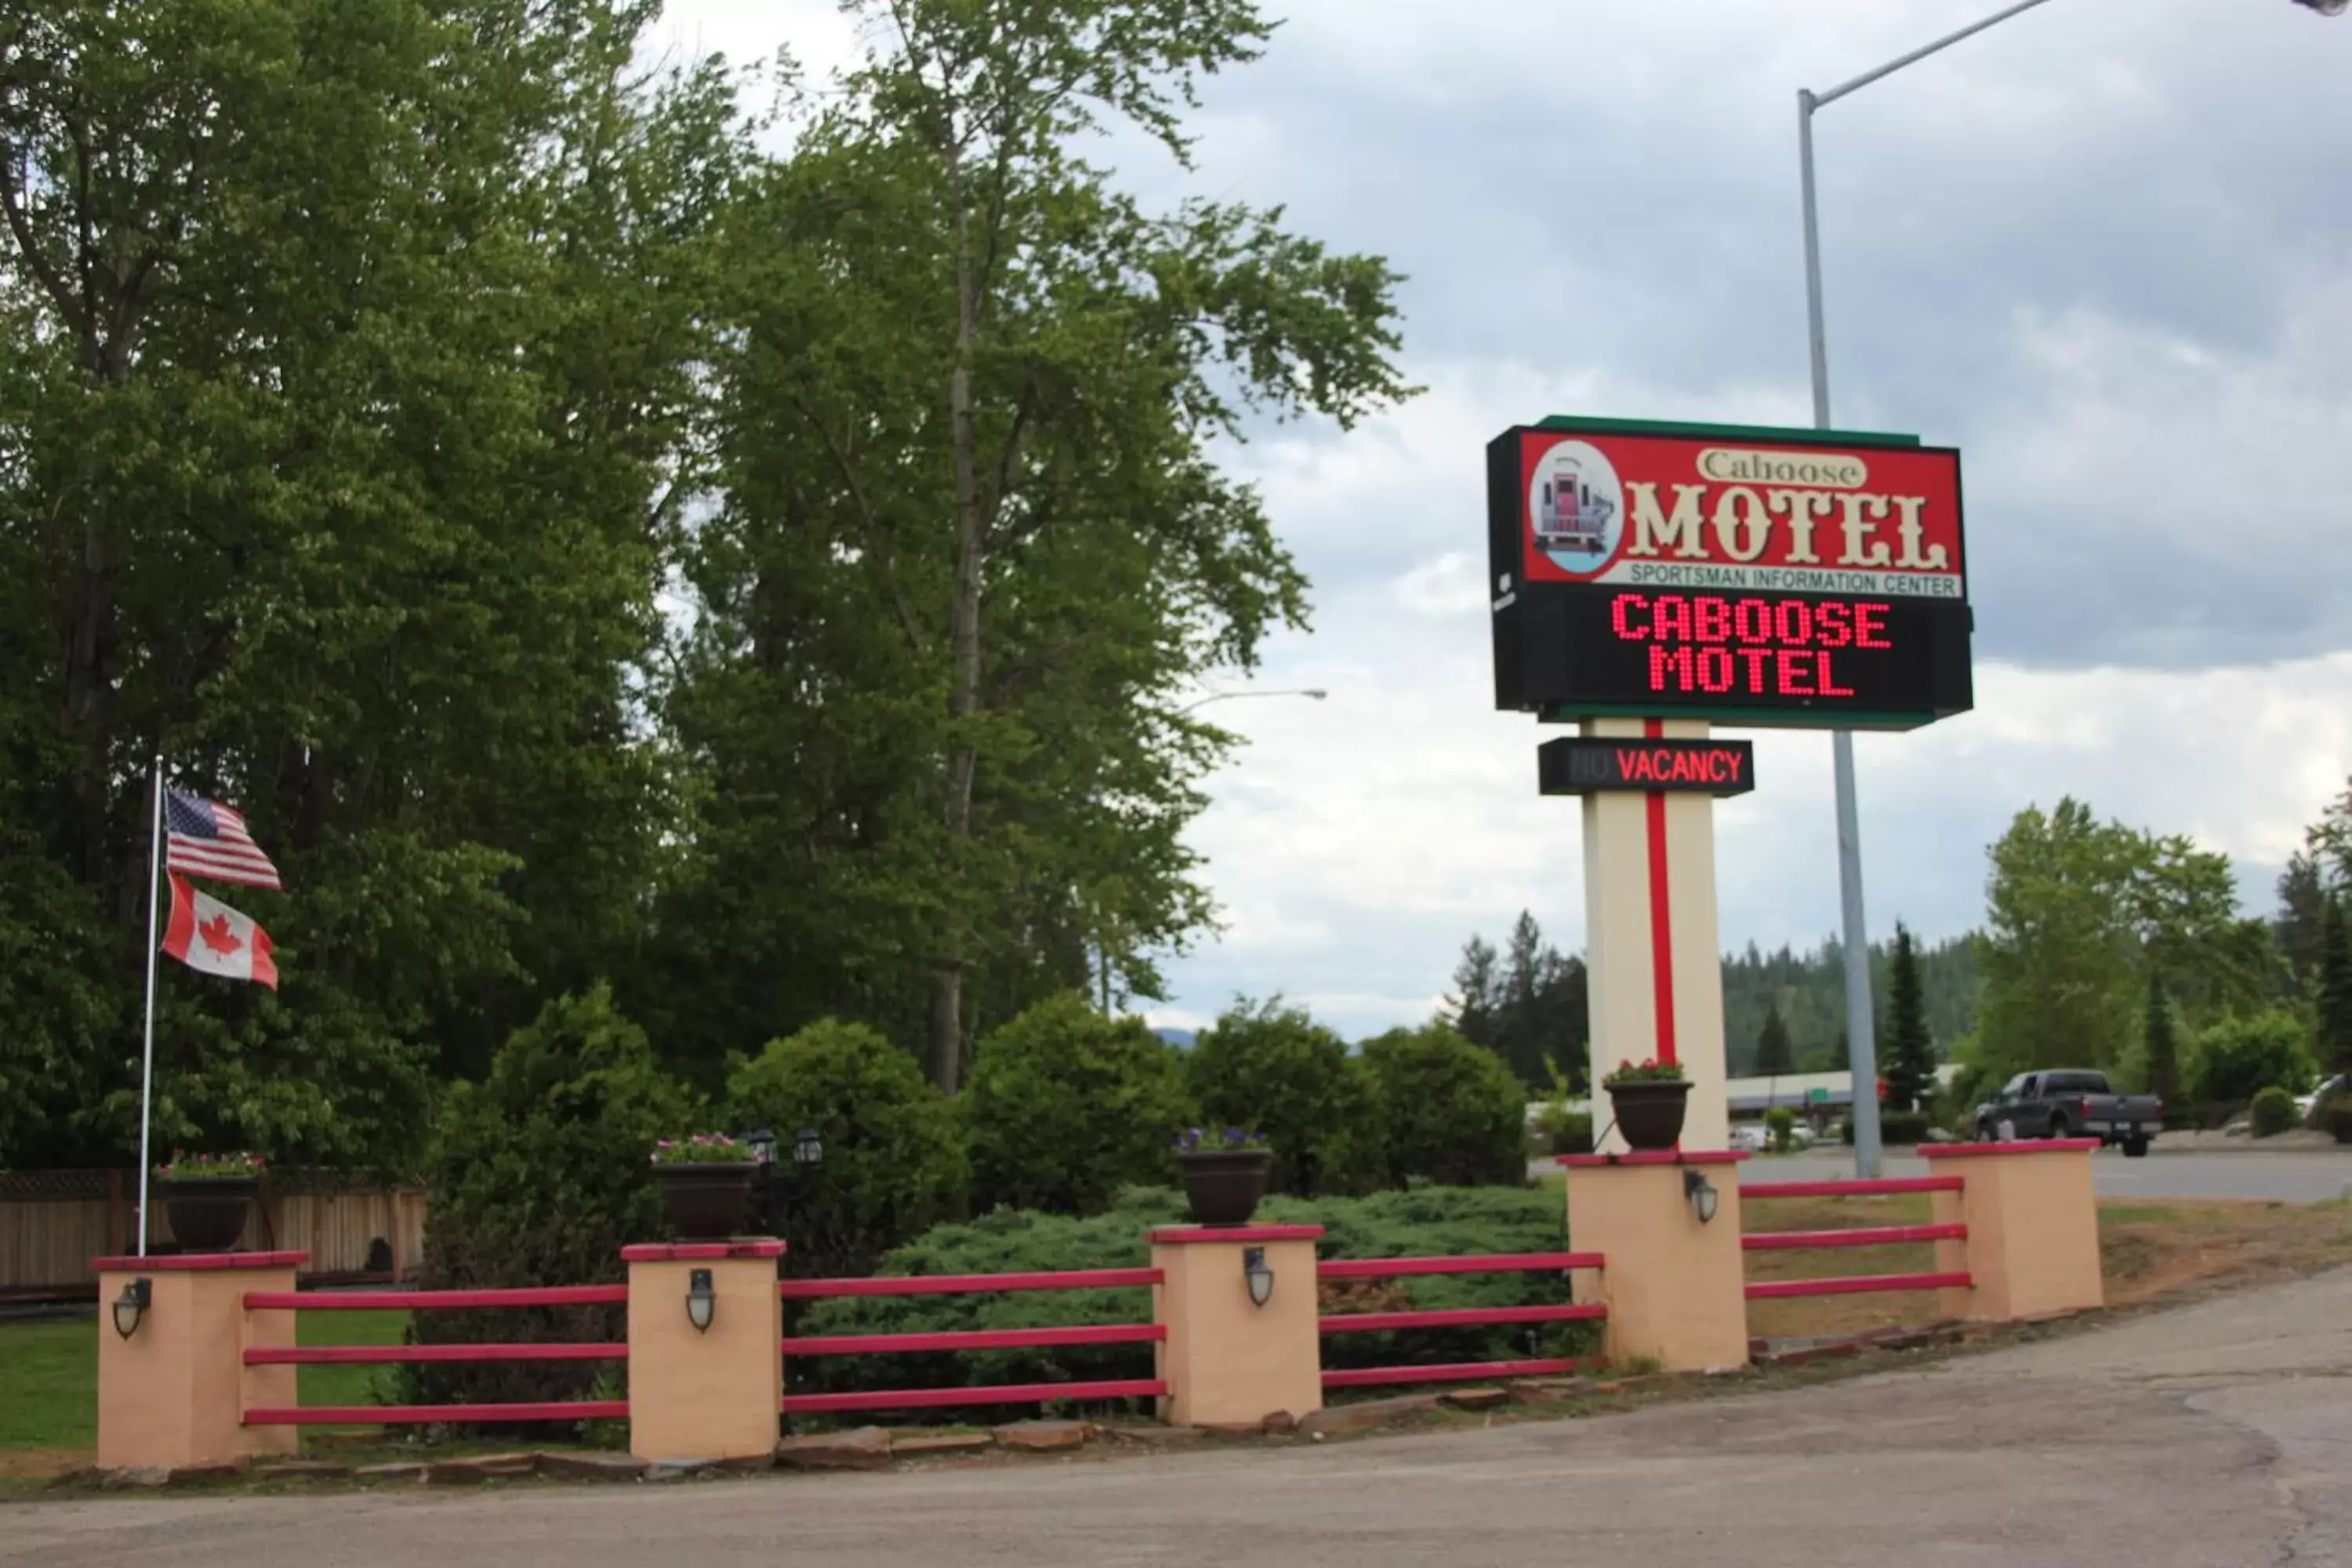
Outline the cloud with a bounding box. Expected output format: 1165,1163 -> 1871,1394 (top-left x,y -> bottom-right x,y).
652,0 -> 2352,1041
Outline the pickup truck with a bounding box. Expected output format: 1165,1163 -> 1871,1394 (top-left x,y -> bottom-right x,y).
1975,1069 -> 2162,1157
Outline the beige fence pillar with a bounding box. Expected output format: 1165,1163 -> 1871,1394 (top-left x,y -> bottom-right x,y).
1150,1224 -> 1324,1428
95,1250 -> 306,1472
624,1240 -> 784,1463
1922,1141 -> 2103,1323
1561,1152 -> 1749,1373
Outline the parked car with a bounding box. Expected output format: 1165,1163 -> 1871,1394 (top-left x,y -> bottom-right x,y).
2296,1074 -> 2347,1123
1975,1069 -> 2161,1156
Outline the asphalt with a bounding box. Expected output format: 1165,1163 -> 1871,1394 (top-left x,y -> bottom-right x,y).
12,1269 -> 2352,1566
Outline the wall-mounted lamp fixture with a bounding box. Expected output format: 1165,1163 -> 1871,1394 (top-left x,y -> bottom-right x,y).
685,1267 -> 716,1333
1242,1246 -> 1274,1308
111,1277 -> 151,1340
1682,1169 -> 1719,1226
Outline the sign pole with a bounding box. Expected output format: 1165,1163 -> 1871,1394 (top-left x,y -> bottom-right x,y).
1800,88 -> 1885,1180
135,753 -> 165,1258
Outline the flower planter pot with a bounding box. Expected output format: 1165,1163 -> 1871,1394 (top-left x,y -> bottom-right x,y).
654,1163 -> 755,1241
1607,1080 -> 1692,1152
1177,1149 -> 1272,1226
163,1178 -> 258,1252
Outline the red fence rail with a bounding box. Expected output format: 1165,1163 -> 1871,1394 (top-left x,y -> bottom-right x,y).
245,1401 -> 628,1426
1743,1224 -> 1966,1253
779,1265 -> 1167,1415
1746,1272 -> 1971,1301
1742,1178 -> 1962,1200
245,1285 -> 627,1311
1316,1252 -> 1601,1280
779,1268 -> 1160,1300
246,1343 -> 624,1366
1314,1252 -> 1606,1391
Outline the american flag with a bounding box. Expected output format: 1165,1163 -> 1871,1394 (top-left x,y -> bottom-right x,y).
165,789 -> 282,891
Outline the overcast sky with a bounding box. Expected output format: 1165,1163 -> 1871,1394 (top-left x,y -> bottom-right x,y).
661,0 -> 2352,1041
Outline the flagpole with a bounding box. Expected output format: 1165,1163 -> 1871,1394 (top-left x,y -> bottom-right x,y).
136,753 -> 165,1259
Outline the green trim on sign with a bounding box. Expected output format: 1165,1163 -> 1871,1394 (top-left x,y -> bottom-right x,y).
1532,414 -> 1923,450
1535,702 -> 1945,733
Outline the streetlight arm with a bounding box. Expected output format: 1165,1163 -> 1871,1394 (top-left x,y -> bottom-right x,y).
1809,0 -> 2058,110
1174,688 -> 1328,716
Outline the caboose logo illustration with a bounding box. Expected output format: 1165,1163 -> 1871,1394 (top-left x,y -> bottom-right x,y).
1526,440 -> 1624,576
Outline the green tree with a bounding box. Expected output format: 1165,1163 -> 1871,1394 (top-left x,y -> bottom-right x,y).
2144,971 -> 2182,1109
1445,936 -> 1502,1054
963,993 -> 1195,1214
691,0 -> 1411,1091
1883,921 -> 1937,1112
401,985 -> 695,1409
1187,997 -> 1385,1197
2187,1011 -> 2316,1105
1754,1001 -> 1796,1080
725,1019 -> 970,1278
0,1 -> 742,1163
1358,1022 -> 1527,1188
2319,896 -> 2352,1077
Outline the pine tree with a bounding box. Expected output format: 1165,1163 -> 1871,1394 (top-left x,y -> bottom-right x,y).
2143,969 -> 2180,1107
1755,1002 -> 1795,1078
2319,895 -> 2352,1077
1446,936 -> 1501,1053
1884,921 -> 1938,1112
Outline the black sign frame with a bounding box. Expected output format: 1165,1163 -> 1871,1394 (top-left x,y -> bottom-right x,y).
1537,737 -> 1758,797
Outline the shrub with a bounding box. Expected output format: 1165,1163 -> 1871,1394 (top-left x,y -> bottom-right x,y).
964,993 -> 1196,1215
401,985 -> 696,1414
1764,1106 -> 1796,1152
2249,1086 -> 2298,1138
2188,1011 -> 2316,1105
785,1185 -> 1591,1414
1537,1108 -> 1594,1156
1359,1022 -> 1529,1187
726,1019 -> 970,1277
2327,1101 -> 2352,1145
1189,997 -> 1386,1196
1838,1110 -> 1930,1146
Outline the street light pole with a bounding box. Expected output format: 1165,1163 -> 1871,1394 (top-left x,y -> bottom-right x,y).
1176,688 -> 1329,716
1797,0 -> 2057,1178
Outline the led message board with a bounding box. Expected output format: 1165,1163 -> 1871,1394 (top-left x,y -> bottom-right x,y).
1488,417 -> 1973,730
1537,736 -> 1756,797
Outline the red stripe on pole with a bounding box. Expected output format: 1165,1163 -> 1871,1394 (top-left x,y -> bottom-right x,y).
245,1344 -> 625,1366
1314,1252 -> 1603,1280
1319,1303 -> 1607,1335
784,1323 -> 1165,1356
1322,1359 -> 1582,1389
780,1379 -> 1164,1414
779,1269 -> 1160,1299
1742,1178 -> 1963,1199
1643,717 -> 1677,1065
244,1286 -> 628,1311
1742,1225 -> 1967,1252
243,1402 -> 629,1426
1744,1272 -> 1971,1300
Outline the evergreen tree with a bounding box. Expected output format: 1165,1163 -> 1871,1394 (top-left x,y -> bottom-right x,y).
1884,921 -> 1938,1112
1754,1002 -> 1795,1079
1445,936 -> 1501,1053
2319,896 -> 2352,1077
2143,970 -> 2181,1108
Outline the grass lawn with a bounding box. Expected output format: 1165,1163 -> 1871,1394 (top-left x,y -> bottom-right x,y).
0,1308 -> 408,1465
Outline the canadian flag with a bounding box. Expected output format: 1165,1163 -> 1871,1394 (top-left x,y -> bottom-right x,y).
162,873 -> 279,990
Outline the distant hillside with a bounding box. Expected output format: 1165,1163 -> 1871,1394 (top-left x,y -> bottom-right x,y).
1722,934 -> 1979,1076
1152,1027 -> 1197,1048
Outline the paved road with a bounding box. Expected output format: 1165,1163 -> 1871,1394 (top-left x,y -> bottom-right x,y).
1534,1148 -> 2352,1202
1744,1147 -> 2352,1203
14,1269 -> 2352,1566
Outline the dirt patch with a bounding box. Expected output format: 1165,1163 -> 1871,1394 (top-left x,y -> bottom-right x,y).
1741,1195 -> 2352,1343
0,1448 -> 87,1480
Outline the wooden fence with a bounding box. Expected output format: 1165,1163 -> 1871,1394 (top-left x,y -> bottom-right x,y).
0,1171 -> 425,1300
